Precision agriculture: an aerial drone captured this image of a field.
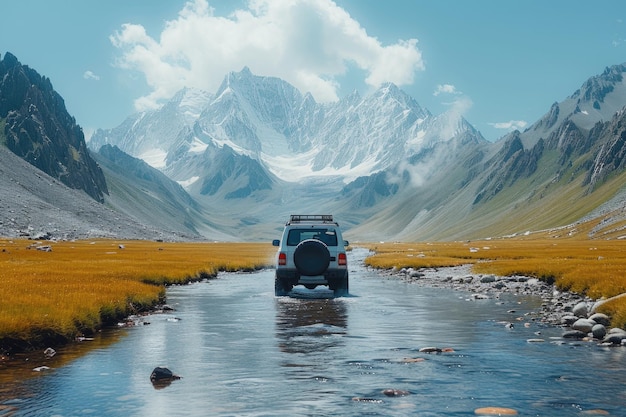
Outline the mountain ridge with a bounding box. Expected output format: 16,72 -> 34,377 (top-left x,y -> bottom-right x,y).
3,50 -> 626,242
89,62 -> 626,242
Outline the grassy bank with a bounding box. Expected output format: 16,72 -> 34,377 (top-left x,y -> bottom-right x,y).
0,239 -> 276,352
5,218 -> 626,353
362,218 -> 626,329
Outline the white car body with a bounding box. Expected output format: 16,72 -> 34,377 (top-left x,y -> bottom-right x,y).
272,215 -> 349,296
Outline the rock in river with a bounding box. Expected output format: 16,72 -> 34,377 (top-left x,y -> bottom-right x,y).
588,313 -> 610,327
474,406 -> 518,415
150,366 -> 181,389
382,389 -> 410,397
592,324 -> 607,339
571,318 -> 596,333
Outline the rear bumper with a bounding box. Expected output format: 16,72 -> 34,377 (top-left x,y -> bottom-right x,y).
276,268 -> 348,285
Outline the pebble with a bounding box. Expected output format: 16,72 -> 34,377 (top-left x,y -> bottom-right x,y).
382,389 -> 410,397
401,357 -> 426,363
419,346 -> 441,353
580,409 -> 610,415
388,264 -> 626,347
474,406 -> 518,415
352,397 -> 382,403
562,330 -> 587,339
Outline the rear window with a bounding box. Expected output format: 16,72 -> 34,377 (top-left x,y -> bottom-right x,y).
287,229 -> 338,246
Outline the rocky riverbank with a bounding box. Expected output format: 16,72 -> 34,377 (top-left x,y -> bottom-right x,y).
379,264 -> 626,346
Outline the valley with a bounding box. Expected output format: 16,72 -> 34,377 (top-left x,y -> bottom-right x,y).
3,51 -> 626,243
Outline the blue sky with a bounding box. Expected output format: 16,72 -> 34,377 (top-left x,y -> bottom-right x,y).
1,0 -> 625,142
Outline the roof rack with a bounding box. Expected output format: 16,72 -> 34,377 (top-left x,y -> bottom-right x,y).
288,214 -> 335,224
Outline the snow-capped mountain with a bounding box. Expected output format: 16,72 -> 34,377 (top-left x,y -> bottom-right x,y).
90,67 -> 484,190
87,63 -> 626,242
89,67 -> 489,240
91,88 -> 213,169
6,51 -> 626,242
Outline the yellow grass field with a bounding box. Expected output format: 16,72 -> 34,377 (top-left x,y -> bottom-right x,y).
3,214 -> 626,353
362,218 -> 626,329
0,239 -> 276,351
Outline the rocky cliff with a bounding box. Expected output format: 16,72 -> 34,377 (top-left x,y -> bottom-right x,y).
0,52 -> 108,202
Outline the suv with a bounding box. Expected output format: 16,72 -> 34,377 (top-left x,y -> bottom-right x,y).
272,215 -> 349,296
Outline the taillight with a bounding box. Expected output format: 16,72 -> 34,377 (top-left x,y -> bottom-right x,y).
278,252 -> 287,266
338,252 -> 347,266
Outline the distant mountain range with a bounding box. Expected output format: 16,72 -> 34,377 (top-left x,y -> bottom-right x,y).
2,50 -> 626,242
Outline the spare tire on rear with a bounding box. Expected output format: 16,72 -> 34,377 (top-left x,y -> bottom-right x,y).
293,239 -> 330,276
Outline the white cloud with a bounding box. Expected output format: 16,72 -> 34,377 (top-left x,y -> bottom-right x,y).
110,0 -> 424,111
447,95 -> 473,116
83,70 -> 100,81
488,120 -> 528,131
433,84 -> 459,96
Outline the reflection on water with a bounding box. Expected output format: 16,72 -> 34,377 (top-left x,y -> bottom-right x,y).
275,292 -> 348,355
0,329 -> 126,404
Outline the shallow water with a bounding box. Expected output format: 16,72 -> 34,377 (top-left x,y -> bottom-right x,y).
2,248 -> 626,416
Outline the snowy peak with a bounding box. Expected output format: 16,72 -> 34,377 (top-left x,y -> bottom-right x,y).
215,67 -> 304,127
90,86 -> 212,168
170,87 -> 213,125
89,68 -> 485,189
370,82 -> 430,120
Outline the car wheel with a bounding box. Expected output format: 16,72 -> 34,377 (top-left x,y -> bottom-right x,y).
293,239 -> 330,276
275,276 -> 292,296
333,273 -> 349,297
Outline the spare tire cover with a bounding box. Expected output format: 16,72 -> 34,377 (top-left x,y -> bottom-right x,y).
293,239 -> 331,276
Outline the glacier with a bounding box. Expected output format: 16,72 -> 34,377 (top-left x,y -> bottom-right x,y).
90,67 -> 484,190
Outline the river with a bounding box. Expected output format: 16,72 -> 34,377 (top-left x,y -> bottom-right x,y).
2,248 -> 625,416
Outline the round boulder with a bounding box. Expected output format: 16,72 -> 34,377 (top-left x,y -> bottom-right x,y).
592,324 -> 607,340
562,330 -> 587,339
602,334 -> 625,345
572,301 -> 589,318
408,269 -> 423,278
588,313 -> 610,327
603,328 -> 626,345
571,318 -> 595,333
480,275 -> 496,283
607,328 -> 626,338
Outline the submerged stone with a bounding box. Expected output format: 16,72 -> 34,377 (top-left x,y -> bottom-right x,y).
474,406 -> 518,415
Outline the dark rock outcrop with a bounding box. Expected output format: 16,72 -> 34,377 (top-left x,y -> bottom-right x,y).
0,52 -> 108,202
584,107 -> 626,190
199,145 -> 273,199
341,171 -> 399,208
572,64 -> 626,105
474,132 -> 542,204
